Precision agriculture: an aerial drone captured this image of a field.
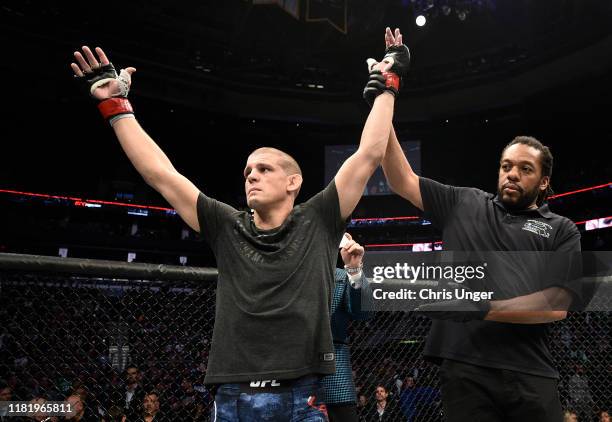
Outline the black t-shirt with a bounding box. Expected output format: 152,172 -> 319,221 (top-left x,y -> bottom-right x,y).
197,181 -> 346,384
419,177 -> 581,378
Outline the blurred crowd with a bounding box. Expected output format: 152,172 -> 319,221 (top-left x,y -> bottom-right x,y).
0,273 -> 609,421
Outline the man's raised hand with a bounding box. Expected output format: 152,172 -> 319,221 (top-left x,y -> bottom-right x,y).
363,27 -> 410,106
380,27 -> 410,80
71,46 -> 136,100
385,27 -> 403,49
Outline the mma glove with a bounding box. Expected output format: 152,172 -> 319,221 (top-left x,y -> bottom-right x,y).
76,63 -> 134,125
363,44 -> 411,107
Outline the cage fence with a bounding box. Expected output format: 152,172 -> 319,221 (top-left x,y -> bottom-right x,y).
0,254 -> 609,421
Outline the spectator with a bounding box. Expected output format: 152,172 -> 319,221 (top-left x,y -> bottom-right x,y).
356,393 -> 368,418
64,394 -> 98,422
599,410 -> 610,422
28,396 -> 58,422
398,376 -> 440,422
69,382 -> 100,419
0,382 -> 12,421
568,364 -> 594,419
363,385 -> 400,422
563,410 -> 578,422
123,366 -> 145,421
133,391 -> 168,422
323,233 -> 371,422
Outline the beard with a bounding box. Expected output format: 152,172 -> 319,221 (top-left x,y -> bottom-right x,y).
498,183 -> 541,211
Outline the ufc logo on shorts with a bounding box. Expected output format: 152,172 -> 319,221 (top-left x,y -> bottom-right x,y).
249,380 -> 281,387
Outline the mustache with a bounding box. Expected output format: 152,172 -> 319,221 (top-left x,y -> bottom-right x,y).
502,183 -> 523,193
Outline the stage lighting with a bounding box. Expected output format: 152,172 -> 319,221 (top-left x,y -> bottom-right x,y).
410,0 -> 490,24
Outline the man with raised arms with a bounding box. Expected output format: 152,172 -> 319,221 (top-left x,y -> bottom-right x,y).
69,29 -> 410,421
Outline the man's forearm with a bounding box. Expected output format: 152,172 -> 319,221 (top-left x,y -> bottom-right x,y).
333,91 -> 396,219
381,124 -> 423,209
382,125 -> 415,186
485,287 -> 572,323
112,117 -> 176,184
356,92 -> 395,164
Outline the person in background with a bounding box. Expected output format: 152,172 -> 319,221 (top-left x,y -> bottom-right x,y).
363,385 -> 400,422
323,233 -> 372,422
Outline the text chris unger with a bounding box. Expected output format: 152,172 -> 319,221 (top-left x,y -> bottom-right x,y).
372,288 -> 494,302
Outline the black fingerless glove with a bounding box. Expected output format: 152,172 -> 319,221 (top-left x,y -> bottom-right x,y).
362,44 -> 411,106
76,63 -> 123,98
75,62 -> 133,122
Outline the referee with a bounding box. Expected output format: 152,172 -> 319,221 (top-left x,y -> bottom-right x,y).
366,36 -> 581,414
379,122 -> 582,419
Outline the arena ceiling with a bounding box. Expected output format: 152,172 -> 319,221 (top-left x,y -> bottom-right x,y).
1,0 -> 611,120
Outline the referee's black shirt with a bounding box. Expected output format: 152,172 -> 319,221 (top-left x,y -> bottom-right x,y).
419,177 -> 581,378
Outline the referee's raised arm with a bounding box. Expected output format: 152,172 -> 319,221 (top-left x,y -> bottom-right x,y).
381,125 -> 423,210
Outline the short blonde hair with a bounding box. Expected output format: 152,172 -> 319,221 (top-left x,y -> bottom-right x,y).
250,147 -> 302,176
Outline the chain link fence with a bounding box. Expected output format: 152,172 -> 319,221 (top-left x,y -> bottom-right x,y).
0,255 -> 610,421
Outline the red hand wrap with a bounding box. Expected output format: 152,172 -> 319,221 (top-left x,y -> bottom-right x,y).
97,98 -> 134,120
382,72 -> 400,92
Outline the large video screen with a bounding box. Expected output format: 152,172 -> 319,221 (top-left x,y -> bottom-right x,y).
324,141 -> 421,195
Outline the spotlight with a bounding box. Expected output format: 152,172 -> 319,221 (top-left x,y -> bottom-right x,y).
442,5 -> 451,15
457,9 -> 467,20
416,14 -> 427,26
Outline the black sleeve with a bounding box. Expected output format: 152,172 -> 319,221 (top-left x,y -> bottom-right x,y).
554,220 -> 581,253
419,177 -> 471,229
196,192 -> 239,251
548,220 -> 584,309
303,180 -> 348,244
